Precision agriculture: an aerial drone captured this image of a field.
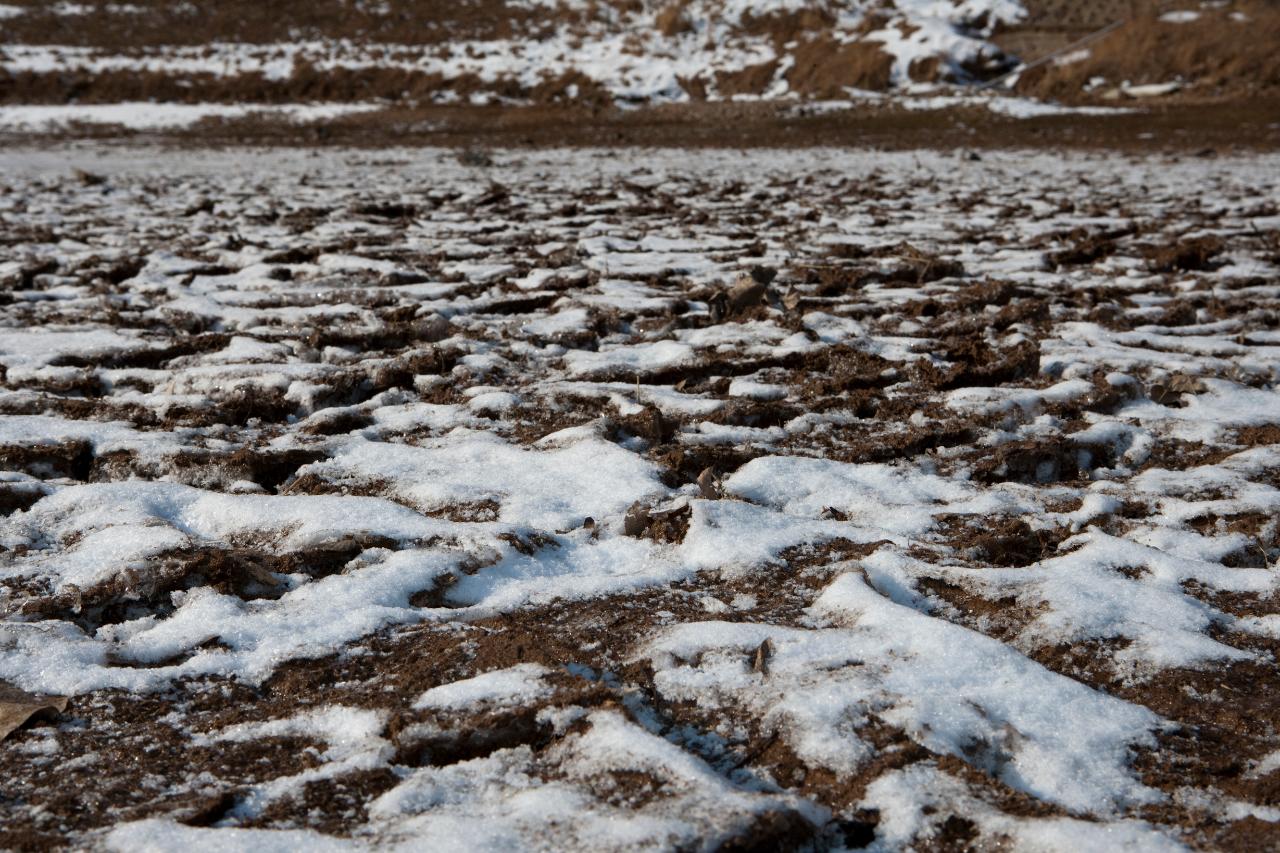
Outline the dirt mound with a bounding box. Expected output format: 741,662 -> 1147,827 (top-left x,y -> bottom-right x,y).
783,36 -> 896,97
1012,1 -> 1280,103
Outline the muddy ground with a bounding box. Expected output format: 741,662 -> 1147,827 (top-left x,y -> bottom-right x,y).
2,97 -> 1278,153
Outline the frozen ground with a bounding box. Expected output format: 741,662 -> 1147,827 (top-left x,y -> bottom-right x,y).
0,0 -> 1024,105
1,145 -> 1279,850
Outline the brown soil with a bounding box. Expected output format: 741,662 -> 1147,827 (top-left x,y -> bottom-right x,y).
1013,1 -> 1280,104
0,0 -> 566,47
0,99 -> 1276,152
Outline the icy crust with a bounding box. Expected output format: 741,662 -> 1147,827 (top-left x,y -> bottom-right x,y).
645,572 -> 1162,815
413,662 -> 553,711
863,765 -> 1185,852
106,707 -> 818,852
0,145 -> 1279,848
297,430 -> 662,528
104,821 -> 355,853
366,709 -> 823,851
932,529 -> 1280,670
191,706 -> 394,822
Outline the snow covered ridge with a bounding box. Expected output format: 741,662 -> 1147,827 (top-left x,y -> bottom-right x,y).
0,103 -> 382,131
0,0 -> 1028,105
1,144 -> 1280,848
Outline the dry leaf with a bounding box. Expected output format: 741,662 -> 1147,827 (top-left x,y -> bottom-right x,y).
241,558 -> 283,589
623,502 -> 651,537
708,290 -> 729,324
1167,373 -> 1206,395
1151,373 -> 1207,405
726,274 -> 767,315
0,682 -> 68,742
696,466 -> 723,500
751,638 -> 773,675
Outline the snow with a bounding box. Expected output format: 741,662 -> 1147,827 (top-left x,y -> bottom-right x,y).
363,709 -> 821,851
863,764 -> 1183,852
1121,82 -> 1183,98
727,376 -> 787,400
724,455 -> 1003,535
564,340 -> 695,379
191,706 -> 392,819
105,821 -> 355,853
647,571 -> 1163,814
0,103 -> 381,131
0,328 -> 151,369
296,429 -> 663,529
414,664 -> 552,711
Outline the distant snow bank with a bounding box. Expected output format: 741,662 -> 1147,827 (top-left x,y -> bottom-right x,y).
0,102 -> 381,131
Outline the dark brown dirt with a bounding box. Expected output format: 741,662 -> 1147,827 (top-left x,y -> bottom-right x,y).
1012,0 -> 1280,105
1,98 -> 1276,152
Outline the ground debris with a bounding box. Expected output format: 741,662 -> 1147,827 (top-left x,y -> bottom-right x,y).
0,683 -> 67,742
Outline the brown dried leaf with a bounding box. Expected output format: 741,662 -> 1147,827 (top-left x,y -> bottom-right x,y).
696,466 -> 723,500
726,274 -> 767,315
1166,373 -> 1207,395
240,558 -> 283,589
623,502 -> 651,537
0,682 -> 67,741
751,638 -> 774,675
645,503 -> 692,545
